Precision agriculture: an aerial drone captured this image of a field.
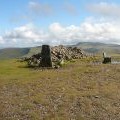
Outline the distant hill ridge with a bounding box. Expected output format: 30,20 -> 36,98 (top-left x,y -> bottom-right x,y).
73,42 -> 120,55
0,48 -> 30,59
0,42 -> 120,59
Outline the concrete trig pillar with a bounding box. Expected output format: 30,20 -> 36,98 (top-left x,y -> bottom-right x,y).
39,45 -> 52,67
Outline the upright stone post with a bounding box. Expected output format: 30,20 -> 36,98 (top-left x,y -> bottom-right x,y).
102,52 -> 111,64
103,52 -> 106,58
39,45 -> 52,67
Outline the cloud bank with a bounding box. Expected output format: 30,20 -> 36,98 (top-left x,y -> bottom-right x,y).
1,19 -> 120,48
87,2 -> 120,17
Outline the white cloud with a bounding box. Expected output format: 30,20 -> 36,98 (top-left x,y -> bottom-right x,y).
2,23 -> 50,47
49,23 -> 65,33
0,36 -> 4,44
87,2 -> 120,17
1,19 -> 120,48
48,21 -> 120,45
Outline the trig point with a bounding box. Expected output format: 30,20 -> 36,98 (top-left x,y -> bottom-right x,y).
39,45 -> 52,67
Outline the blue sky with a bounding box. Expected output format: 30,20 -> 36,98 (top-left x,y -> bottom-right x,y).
0,0 -> 87,30
0,0 -> 120,47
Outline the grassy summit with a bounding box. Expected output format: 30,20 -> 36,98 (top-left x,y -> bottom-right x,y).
0,57 -> 120,120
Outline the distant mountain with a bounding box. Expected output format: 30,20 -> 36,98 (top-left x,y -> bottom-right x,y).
0,46 -> 42,59
0,42 -> 119,59
23,46 -> 42,57
0,48 -> 30,59
73,42 -> 120,55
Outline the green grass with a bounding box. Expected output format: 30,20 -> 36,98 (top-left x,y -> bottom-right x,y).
0,57 -> 120,120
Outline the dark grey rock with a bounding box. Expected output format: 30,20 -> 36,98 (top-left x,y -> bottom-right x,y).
39,45 -> 52,67
103,57 -> 111,64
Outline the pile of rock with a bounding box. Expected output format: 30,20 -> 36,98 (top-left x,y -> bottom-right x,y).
51,45 -> 85,60
23,45 -> 86,68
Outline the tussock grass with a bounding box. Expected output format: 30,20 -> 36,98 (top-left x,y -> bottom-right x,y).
0,57 -> 120,120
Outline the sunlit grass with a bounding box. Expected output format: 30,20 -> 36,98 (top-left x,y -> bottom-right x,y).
0,56 -> 120,119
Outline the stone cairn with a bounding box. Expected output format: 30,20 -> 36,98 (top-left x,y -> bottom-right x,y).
23,45 -> 86,68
